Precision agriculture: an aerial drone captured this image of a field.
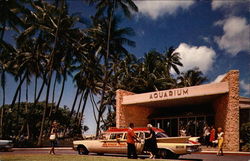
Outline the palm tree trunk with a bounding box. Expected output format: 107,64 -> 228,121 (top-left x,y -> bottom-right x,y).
30,76 -> 45,122
0,21 -> 6,138
49,73 -> 57,117
34,75 -> 38,102
48,69 -> 66,133
78,89 -> 89,126
10,73 -> 26,110
52,73 -> 57,104
0,71 -> 6,138
75,91 -> 84,123
69,87 -> 80,118
55,69 -> 66,113
37,71 -> 53,146
0,106 -> 4,139
25,78 -> 30,139
0,20 -> 6,46
16,76 -> 22,136
95,108 -> 102,137
35,76 -> 46,103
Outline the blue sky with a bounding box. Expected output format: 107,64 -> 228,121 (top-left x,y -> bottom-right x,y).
1,0 -> 250,134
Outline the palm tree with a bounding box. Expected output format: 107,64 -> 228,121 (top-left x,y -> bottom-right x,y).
86,0 -> 137,136
88,16 -> 136,136
16,0 -> 85,145
164,47 -> 183,75
177,67 -> 207,87
87,0 -> 138,60
0,0 -> 28,138
0,0 -> 26,42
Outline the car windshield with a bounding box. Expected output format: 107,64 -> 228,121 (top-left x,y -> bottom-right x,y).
155,132 -> 168,138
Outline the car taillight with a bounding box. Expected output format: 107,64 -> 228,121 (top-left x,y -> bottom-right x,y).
189,140 -> 199,145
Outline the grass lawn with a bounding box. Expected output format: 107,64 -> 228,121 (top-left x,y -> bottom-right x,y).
0,154 -> 168,161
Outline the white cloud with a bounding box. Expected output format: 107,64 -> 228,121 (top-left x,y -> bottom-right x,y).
214,16 -> 250,56
211,1 -> 247,11
135,1 -> 195,19
240,80 -> 250,96
211,73 -> 226,83
175,43 -> 216,74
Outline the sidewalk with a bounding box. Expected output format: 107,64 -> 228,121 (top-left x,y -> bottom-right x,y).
197,146 -> 250,155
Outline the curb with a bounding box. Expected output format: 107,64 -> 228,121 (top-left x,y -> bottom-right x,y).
197,151 -> 250,156
12,147 -> 73,151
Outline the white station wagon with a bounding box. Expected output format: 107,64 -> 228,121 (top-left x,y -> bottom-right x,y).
73,127 -> 201,159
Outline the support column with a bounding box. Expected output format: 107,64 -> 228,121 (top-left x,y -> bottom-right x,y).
214,70 -> 239,151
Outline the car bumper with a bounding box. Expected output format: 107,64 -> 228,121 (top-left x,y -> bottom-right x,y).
186,146 -> 201,153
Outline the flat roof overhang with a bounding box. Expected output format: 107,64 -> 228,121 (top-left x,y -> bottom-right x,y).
240,97 -> 250,109
122,82 -> 229,108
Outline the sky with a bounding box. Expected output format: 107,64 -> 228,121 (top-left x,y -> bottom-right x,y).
1,0 -> 250,134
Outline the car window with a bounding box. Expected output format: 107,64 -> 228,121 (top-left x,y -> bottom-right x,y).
138,132 -> 145,139
98,133 -> 109,140
124,133 -> 127,139
109,133 -> 124,140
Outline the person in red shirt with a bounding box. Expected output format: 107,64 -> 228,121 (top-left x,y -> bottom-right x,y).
127,123 -> 139,159
209,126 -> 216,147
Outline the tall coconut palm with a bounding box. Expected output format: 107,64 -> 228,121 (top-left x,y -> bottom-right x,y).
87,0 -> 138,60
0,0 -> 28,138
88,16 -> 135,136
164,47 -> 183,75
177,67 -> 207,87
25,1 -> 89,145
86,0 -> 137,136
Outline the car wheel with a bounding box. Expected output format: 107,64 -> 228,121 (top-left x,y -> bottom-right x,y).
77,145 -> 89,155
158,149 -> 179,159
158,149 -> 168,159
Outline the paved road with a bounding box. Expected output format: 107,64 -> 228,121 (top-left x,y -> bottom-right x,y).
0,149 -> 249,161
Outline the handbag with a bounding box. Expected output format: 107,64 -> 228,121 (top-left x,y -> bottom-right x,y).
49,134 -> 56,140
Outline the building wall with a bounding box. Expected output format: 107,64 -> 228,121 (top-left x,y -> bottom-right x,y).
116,90 -> 153,128
213,70 -> 240,151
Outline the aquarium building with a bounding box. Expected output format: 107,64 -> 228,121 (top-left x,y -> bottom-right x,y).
116,70 -> 250,151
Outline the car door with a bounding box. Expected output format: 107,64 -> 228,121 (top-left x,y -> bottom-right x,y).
135,132 -> 145,154
101,133 -> 127,154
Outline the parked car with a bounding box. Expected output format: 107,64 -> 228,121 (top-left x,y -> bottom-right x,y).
0,140 -> 13,152
73,127 -> 201,159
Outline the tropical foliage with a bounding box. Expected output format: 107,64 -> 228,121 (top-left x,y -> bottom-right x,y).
0,0 -> 207,146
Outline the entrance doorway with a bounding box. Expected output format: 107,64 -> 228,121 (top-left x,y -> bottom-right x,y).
151,115 -> 214,137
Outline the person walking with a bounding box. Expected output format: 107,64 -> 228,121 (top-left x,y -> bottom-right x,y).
203,124 -> 210,147
217,127 -> 224,156
145,124 -> 158,159
49,121 -> 58,154
127,123 -> 139,159
209,126 -> 216,147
